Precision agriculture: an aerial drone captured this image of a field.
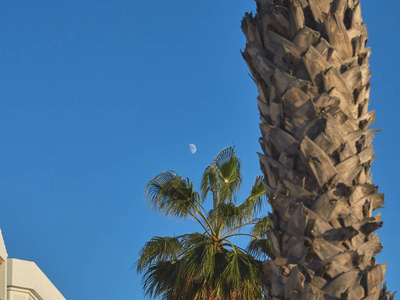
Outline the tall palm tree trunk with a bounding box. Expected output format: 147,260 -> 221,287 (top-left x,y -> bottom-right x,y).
242,0 -> 393,299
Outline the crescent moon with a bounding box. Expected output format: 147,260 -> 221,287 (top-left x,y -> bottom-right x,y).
189,144 -> 197,154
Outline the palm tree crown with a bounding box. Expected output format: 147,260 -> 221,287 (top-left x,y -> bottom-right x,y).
136,147 -> 272,300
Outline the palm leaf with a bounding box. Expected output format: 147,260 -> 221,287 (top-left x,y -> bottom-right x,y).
233,279 -> 264,300
246,175 -> 266,215
223,249 -> 261,291
144,171 -> 201,219
209,176 -> 266,236
136,236 -> 182,273
235,176 -> 266,218
215,147 -> 242,204
180,233 -> 216,280
247,238 -> 274,260
201,147 -> 243,205
250,216 -> 270,239
200,165 -> 217,201
142,260 -> 180,299
208,202 -> 253,233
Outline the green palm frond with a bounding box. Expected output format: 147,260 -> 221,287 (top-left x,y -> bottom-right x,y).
142,259 -> 180,299
144,259 -> 208,300
223,249 -> 262,291
235,176 -> 266,221
136,236 -> 182,273
215,147 -> 242,203
209,203 -> 253,232
247,238 -> 274,260
209,175 -> 267,236
181,234 -> 215,280
144,171 -> 201,219
246,175 -> 266,215
200,165 -> 217,200
251,216 -> 270,238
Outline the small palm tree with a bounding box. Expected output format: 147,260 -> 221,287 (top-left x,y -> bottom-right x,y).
136,147 -> 272,300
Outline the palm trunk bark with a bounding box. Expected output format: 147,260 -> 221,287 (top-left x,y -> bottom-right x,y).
242,0 -> 394,299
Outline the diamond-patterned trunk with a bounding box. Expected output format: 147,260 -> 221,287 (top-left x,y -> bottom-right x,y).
242,0 -> 394,299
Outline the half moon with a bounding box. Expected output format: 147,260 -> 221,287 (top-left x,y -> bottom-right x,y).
189,144 -> 197,154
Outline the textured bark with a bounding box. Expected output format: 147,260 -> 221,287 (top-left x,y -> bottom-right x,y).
242,0 -> 394,299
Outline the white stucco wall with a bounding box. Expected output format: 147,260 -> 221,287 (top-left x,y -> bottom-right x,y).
7,259 -> 65,300
0,230 -> 8,300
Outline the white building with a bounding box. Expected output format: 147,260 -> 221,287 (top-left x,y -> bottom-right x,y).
0,229 -> 65,300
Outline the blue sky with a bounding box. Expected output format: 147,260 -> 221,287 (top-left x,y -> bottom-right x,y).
0,0 -> 398,299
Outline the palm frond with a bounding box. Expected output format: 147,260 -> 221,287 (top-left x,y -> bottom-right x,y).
250,216 -> 270,239
247,238 -> 274,260
144,171 -> 201,219
214,147 -> 242,204
234,176 -> 266,221
200,165 -> 217,201
233,279 -> 264,300
181,233 -> 215,276
245,175 -> 266,215
209,203 -> 253,233
142,260 -> 180,299
136,236 -> 182,273
180,232 -> 208,248
223,249 -> 262,291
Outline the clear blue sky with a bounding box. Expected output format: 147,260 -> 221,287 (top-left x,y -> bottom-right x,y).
0,0 -> 398,299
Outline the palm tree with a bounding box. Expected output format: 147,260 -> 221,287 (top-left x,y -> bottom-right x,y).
136,147 -> 272,300
242,0 -> 393,299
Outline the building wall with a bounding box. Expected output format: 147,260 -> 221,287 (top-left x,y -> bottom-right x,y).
7,288 -> 39,300
0,230 -> 8,300
7,259 -> 65,300
0,230 -> 65,300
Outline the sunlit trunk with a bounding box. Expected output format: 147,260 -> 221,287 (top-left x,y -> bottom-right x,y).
242,0 -> 393,298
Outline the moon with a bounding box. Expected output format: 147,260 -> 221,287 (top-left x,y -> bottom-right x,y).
189,144 -> 197,154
